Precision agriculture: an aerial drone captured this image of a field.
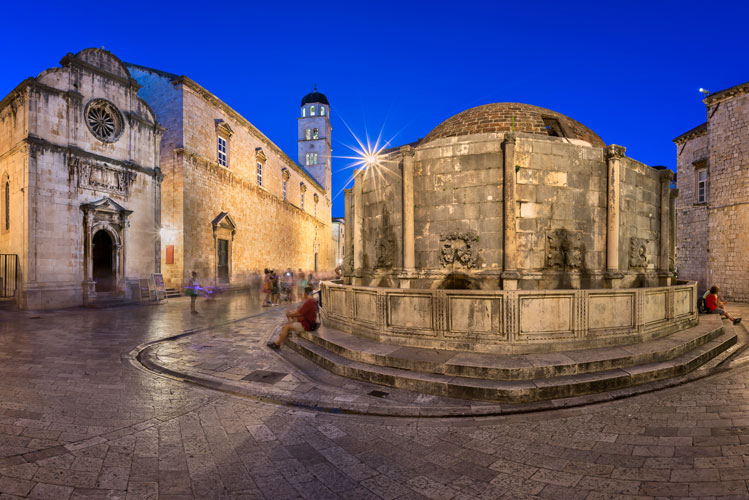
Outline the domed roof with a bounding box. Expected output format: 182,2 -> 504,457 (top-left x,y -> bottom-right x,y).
301,88 -> 329,106
422,103 -> 605,147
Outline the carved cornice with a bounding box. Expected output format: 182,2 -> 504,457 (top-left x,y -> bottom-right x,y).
60,53 -> 141,91
673,122 -> 707,144
704,81 -> 749,107
605,144 -> 626,159
215,119 -> 233,138
255,147 -> 267,163
503,132 -> 516,144
399,145 -> 415,157
300,182 -> 307,193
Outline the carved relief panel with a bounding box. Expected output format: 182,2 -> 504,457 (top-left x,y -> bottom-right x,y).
629,237 -> 651,270
546,229 -> 584,270
69,155 -> 136,198
440,231 -> 479,269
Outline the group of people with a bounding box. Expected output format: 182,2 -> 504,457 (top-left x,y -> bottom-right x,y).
262,268 -> 319,307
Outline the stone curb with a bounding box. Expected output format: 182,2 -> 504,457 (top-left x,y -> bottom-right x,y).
128,314 -> 749,418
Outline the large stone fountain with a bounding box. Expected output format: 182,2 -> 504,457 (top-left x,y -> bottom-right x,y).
287,103 -> 736,403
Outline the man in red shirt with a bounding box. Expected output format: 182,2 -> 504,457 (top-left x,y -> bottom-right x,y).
705,285 -> 741,324
267,286 -> 318,349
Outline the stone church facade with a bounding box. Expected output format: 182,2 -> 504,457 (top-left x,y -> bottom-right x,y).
128,65 -> 332,290
0,49 -> 163,309
675,81 -> 749,301
0,48 -> 333,309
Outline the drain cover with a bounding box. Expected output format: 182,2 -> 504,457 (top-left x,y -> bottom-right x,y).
242,370 -> 287,384
368,390 -> 388,398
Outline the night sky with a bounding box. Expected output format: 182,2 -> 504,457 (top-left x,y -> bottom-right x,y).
3,0 -> 748,217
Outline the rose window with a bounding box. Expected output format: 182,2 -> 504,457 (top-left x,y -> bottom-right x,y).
85,99 -> 123,142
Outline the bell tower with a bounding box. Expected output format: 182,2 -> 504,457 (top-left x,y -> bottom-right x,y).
298,86 -> 331,193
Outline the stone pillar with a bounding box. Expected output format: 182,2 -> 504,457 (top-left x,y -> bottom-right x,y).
501,133 -> 520,290
670,188 -> 678,274
400,146 -> 415,288
343,188 -> 353,284
352,169 -> 364,286
605,145 -> 625,287
658,169 -> 674,285
82,211 -> 96,304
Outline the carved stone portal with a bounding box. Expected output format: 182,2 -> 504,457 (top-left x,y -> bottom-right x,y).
440,231 -> 479,269
546,229 -> 584,270
629,237 -> 650,269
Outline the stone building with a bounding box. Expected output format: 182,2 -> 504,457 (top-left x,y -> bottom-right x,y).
0,49 -> 163,309
332,217 -> 345,270
343,103 -> 676,290
128,65 -> 332,289
674,81 -> 749,301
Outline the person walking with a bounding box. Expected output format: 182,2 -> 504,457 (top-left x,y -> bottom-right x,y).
262,269 -> 272,307
187,271 -> 200,314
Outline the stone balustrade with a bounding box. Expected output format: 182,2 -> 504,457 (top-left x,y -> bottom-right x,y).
320,281 -> 698,354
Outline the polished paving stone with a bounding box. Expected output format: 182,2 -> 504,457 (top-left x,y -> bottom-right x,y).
0,294 -> 748,498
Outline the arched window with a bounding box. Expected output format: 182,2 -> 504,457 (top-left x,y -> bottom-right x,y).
3,179 -> 8,232
310,105 -> 316,116
302,108 -> 306,117
320,106 -> 325,116
305,129 -> 311,140
313,128 -> 319,139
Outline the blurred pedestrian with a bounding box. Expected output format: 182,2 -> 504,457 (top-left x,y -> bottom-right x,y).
270,270 -> 280,305
262,269 -> 272,307
187,271 -> 200,314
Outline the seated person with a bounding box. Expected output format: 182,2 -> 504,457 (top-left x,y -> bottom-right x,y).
267,286 -> 318,349
705,285 -> 742,325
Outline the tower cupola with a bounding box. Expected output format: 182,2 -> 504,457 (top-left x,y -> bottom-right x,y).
298,86 -> 331,193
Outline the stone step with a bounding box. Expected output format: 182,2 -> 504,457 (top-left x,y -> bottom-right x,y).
286,329 -> 737,403
294,316 -> 726,381
165,288 -> 182,298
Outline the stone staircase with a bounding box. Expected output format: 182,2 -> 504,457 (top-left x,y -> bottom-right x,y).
286,316 -> 737,403
165,287 -> 182,298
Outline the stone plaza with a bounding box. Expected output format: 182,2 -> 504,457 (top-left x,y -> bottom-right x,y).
0,294 -> 748,499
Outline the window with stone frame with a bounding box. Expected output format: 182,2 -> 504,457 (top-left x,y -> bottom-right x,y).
696,168 -> 707,203
305,152 -> 317,166
257,162 -> 263,186
302,108 -> 306,117
313,128 -> 319,139
305,128 -> 312,140
320,106 -> 325,116
542,117 -> 566,138
300,183 -> 307,210
310,105 -> 316,116
218,136 -> 228,167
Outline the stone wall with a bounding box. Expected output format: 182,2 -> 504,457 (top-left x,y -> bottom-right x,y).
321,281 -> 697,354
675,131 -> 708,291
132,68 -> 333,289
350,131 -> 673,290
706,91 -> 749,301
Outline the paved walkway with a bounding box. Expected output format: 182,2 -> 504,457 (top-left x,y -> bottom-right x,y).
0,294 -> 749,499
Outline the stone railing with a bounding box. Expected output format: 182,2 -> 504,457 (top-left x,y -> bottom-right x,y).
320,281 -> 698,354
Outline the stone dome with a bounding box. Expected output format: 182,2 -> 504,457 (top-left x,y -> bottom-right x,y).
301,90 -> 329,106
422,103 -> 605,147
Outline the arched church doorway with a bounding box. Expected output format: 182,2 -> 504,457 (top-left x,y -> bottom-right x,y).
92,230 -> 114,292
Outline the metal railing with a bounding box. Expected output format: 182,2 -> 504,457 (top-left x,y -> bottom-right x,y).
0,254 -> 18,298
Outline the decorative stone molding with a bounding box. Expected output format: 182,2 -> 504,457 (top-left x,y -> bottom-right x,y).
255,147 -> 266,163
629,237 -> 650,269
399,145 -> 415,157
70,155 -> 137,198
605,144 -> 626,159
546,229 -> 584,271
215,119 -> 233,138
282,168 -> 290,182
503,131 -> 516,144
299,182 -> 307,194
84,98 -> 124,143
313,193 -> 319,204
439,231 -> 479,269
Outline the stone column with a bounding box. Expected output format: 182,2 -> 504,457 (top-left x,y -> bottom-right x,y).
343,188 -> 353,284
400,146 -> 415,288
501,133 -> 520,290
605,145 -> 625,286
659,169 -> 674,284
82,211 -> 96,304
352,169 -> 364,286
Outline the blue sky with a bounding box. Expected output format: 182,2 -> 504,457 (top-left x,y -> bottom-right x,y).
2,0 -> 747,217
